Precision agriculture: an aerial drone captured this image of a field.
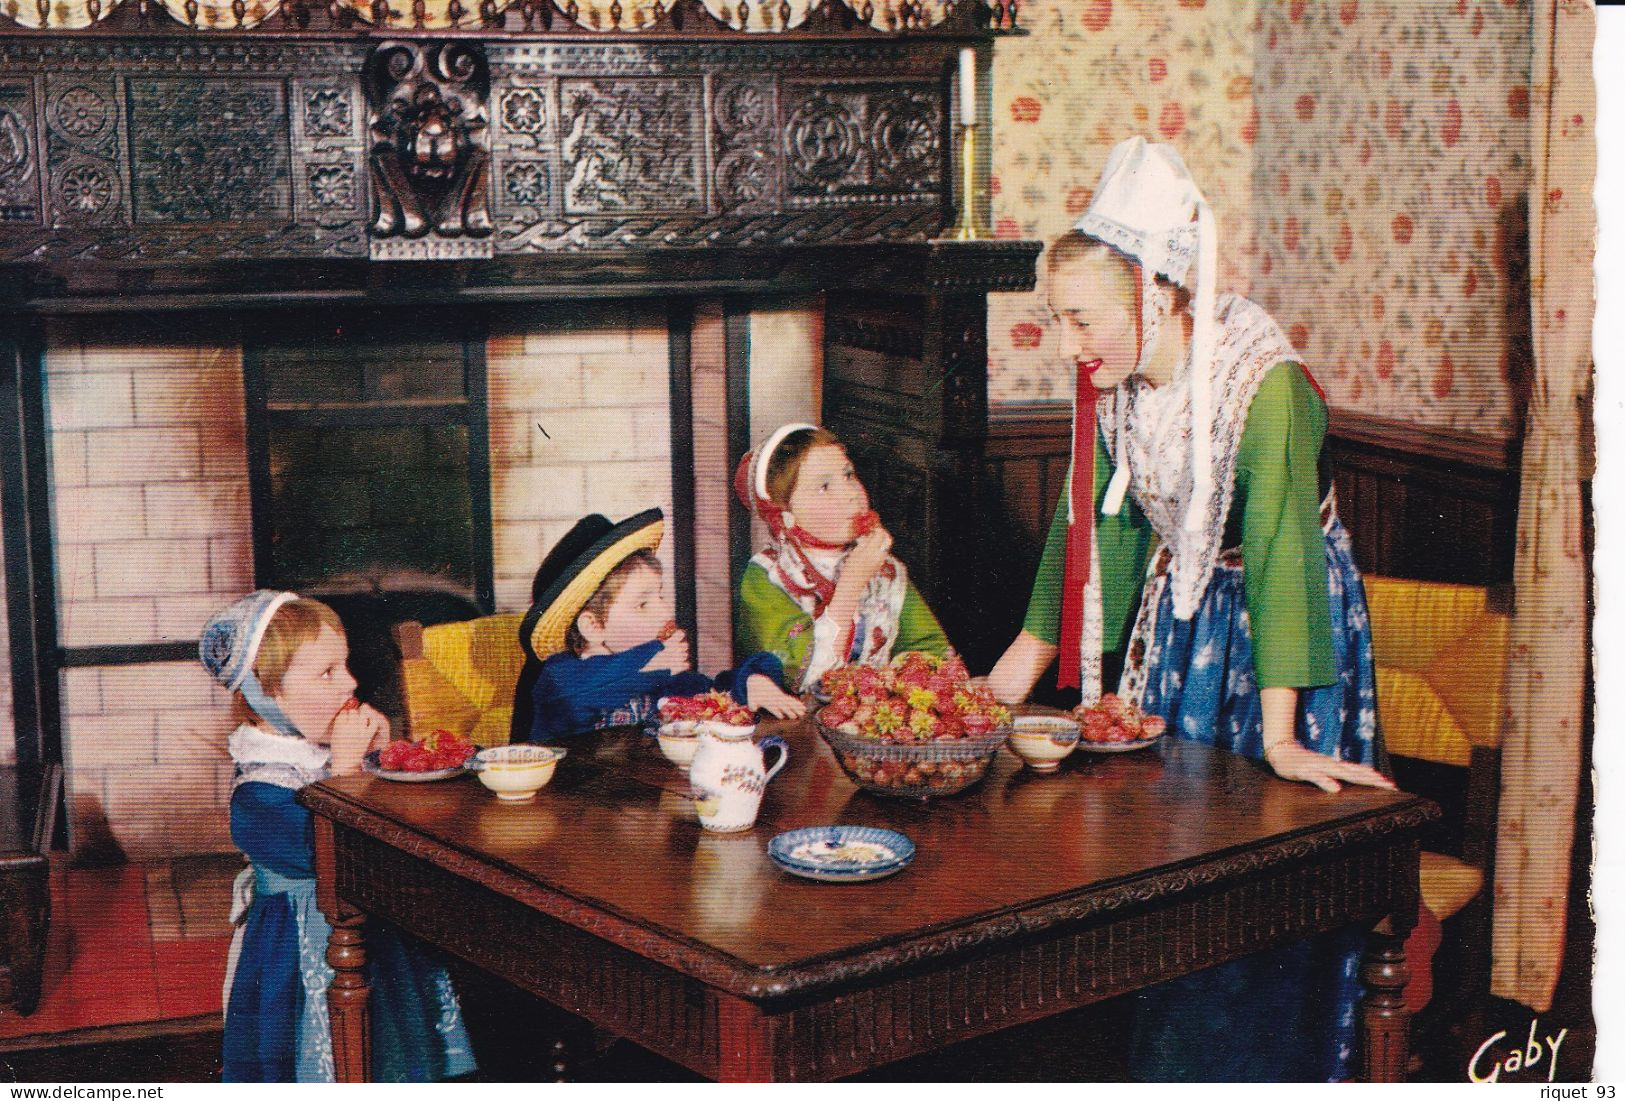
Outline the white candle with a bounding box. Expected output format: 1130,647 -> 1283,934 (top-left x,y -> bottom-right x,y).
958,47 -> 976,126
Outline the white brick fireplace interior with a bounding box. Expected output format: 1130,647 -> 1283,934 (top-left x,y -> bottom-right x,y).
35,300 -> 818,860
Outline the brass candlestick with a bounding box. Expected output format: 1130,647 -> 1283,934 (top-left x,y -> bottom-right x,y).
950,122 -> 983,241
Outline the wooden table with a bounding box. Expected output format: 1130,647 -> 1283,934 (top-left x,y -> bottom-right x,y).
301,724 -> 1437,1082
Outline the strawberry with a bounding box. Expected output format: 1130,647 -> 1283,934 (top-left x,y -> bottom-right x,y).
854,510 -> 880,536
658,620 -> 679,641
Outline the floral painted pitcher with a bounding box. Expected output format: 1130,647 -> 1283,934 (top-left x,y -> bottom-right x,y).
688,721 -> 788,833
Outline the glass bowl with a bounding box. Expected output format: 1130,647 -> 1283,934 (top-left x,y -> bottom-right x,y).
814,707 -> 1009,799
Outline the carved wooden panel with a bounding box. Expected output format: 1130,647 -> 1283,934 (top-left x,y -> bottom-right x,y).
294,80 -> 365,224
781,82 -> 941,207
127,78 -> 292,223
44,74 -> 123,227
490,79 -> 556,225
711,78 -> 775,212
0,37 -> 974,270
0,81 -> 39,224
334,825 -> 729,1078
558,78 -> 705,213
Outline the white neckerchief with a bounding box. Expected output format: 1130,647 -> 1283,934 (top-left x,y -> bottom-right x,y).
751,538 -> 909,692
1096,293 -> 1298,621
228,722 -> 332,793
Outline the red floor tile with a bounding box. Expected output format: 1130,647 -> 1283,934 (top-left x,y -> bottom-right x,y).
153,935 -> 232,970
54,987 -> 163,1031
62,934 -> 156,977
58,963 -> 158,1004
155,959 -> 226,996
6,861 -> 241,1043
157,983 -> 222,1022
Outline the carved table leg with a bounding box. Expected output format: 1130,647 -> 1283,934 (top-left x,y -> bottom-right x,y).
717,994 -> 776,1082
1361,928 -> 1411,1082
313,816 -> 371,1082
326,904 -> 372,1083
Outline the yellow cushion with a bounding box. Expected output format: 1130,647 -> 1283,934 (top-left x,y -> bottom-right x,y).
400,613 -> 526,747
1364,576 -> 1490,672
1376,667 -> 1473,767
469,707 -> 515,749
1364,576 -> 1509,765
421,614 -> 526,712
1424,611 -> 1508,750
398,657 -> 481,742
1419,851 -> 1484,921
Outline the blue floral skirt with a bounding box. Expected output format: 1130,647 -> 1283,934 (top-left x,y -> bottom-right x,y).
1125,513 -> 1382,1082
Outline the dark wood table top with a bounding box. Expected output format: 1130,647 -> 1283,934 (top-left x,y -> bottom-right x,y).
305,722 -> 1434,1003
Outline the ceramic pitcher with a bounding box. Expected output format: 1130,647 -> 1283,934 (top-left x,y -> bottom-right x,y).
688,722 -> 788,833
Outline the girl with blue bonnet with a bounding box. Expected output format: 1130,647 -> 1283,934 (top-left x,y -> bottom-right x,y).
202,590 -> 476,1083
986,137 -> 1394,1081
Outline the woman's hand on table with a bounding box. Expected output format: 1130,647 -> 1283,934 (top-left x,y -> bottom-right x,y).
1263,741 -> 1396,794
330,702 -> 389,776
747,674 -> 806,719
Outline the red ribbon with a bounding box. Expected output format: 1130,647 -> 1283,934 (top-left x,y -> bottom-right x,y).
1056,371 -> 1099,691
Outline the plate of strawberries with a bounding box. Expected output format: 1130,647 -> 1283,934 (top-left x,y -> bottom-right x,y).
365,729 -> 478,781
1072,694 -> 1168,753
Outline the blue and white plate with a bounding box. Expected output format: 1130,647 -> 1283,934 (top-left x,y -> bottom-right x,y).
768,826 -> 915,883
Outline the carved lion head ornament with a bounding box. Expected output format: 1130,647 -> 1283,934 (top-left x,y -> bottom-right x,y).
365,41 -> 493,239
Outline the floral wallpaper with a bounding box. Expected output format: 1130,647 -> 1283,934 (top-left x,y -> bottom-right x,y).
988,0 -> 1260,405
988,0 -> 1532,443
1250,0 -> 1530,438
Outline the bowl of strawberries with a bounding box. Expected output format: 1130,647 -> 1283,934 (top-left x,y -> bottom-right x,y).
1073,694 -> 1168,753
814,652 -> 1011,799
656,691 -> 756,769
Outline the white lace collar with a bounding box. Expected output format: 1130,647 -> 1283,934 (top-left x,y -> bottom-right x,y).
228,723 -> 331,792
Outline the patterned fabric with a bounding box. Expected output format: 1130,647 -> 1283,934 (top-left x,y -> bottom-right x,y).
223,733 -> 476,1082
1128,506 -> 1381,1083
1098,293 -> 1299,623
1491,0 -> 1593,1014
228,723 -> 330,793
748,544 -> 909,691
1125,506 -> 1381,771
200,591 -> 303,738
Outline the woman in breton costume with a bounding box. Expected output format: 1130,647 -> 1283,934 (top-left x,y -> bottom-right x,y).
987,137 -> 1394,1082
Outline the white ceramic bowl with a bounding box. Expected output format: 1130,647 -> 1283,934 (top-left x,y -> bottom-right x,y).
656,724 -> 700,769
471,744 -> 566,800
1008,715 -> 1081,774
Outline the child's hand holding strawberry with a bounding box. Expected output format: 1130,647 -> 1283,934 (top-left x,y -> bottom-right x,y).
642,626 -> 692,676
329,697 -> 388,776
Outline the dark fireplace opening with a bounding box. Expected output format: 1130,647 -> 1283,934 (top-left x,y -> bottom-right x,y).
241,308 -> 497,733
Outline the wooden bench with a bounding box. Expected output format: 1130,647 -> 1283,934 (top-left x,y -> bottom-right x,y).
0,764 -> 59,1017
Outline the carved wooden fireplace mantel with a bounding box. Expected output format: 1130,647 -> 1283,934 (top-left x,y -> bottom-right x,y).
0,3 -> 1040,788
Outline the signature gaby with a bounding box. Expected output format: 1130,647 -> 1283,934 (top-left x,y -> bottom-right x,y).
1468,1018 -> 1569,1083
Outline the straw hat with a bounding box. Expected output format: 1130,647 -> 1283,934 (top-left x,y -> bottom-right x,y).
520,509 -> 665,661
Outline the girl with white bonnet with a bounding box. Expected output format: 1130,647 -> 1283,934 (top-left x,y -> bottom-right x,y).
201,590 -> 475,1082
987,137 -> 1393,1080
734,423 -> 949,692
